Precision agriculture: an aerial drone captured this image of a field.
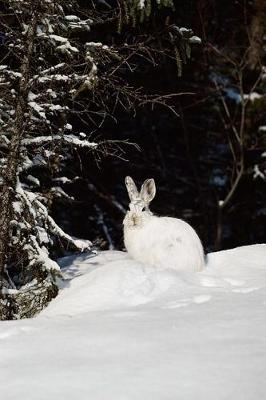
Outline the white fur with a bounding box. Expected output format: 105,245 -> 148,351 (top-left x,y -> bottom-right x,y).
123,177 -> 205,272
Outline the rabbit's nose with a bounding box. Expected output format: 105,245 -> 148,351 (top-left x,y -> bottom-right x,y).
132,214 -> 137,225
131,213 -> 140,226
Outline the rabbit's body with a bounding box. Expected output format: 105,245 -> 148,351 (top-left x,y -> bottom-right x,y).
124,212 -> 204,272
123,176 -> 205,272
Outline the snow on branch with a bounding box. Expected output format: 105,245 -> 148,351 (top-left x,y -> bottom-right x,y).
47,216 -> 92,252
31,63 -> 66,81
15,181 -> 92,269
22,135 -> 98,148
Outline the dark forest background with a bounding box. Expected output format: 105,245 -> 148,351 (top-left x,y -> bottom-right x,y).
51,0 -> 266,253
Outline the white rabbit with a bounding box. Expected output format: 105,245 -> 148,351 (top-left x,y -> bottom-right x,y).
123,176 -> 205,272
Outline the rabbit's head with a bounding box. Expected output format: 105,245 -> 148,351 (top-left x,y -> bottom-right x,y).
125,176 -> 156,215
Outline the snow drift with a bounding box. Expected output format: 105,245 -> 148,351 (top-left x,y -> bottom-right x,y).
1,245 -> 266,400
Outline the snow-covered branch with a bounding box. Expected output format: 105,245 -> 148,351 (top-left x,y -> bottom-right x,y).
22,135 -> 98,148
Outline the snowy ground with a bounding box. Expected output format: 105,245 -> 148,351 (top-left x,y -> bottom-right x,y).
1,245 -> 266,399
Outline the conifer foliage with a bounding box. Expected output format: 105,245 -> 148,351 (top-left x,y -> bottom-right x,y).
0,0 -> 101,318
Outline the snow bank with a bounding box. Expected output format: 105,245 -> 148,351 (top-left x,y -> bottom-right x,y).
42,245 -> 266,316
1,245 -> 266,400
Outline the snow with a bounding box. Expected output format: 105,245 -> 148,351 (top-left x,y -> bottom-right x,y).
28,91 -> 38,101
1,245 -> 266,399
38,63 -> 66,77
244,92 -> 263,102
139,0 -> 145,9
22,134 -> 98,148
86,42 -> 108,49
53,176 -> 71,184
50,186 -> 74,200
48,35 -> 79,55
65,123 -> 72,130
28,101 -> 46,119
12,201 -> 22,213
56,42 -> 79,56
26,174 -> 40,186
188,35 -> 201,44
253,164 -> 265,180
65,15 -> 80,21
37,226 -> 49,244
48,104 -> 67,111
49,34 -> 69,43
180,27 -> 191,34
37,74 -> 70,83
46,88 -> 57,98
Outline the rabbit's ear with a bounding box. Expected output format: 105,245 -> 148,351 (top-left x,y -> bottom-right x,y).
140,178 -> 156,204
125,176 -> 139,201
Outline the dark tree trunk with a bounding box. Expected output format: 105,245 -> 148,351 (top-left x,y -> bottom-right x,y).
248,0 -> 266,70
0,16 -> 37,286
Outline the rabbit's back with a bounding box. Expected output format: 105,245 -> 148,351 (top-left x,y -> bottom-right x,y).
124,216 -> 204,272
